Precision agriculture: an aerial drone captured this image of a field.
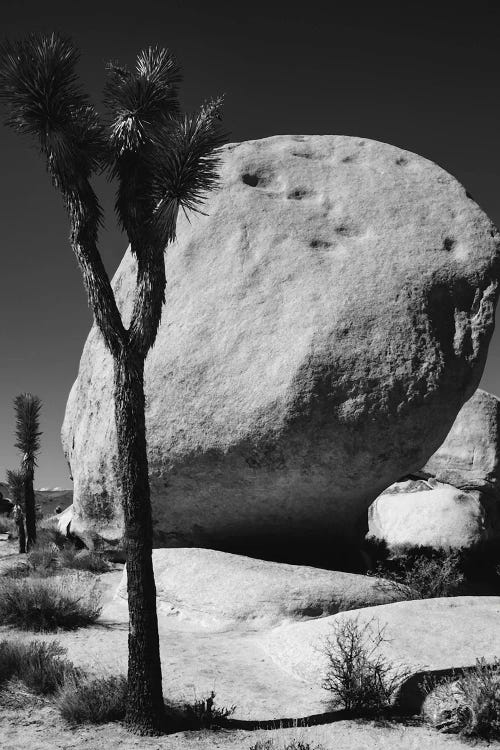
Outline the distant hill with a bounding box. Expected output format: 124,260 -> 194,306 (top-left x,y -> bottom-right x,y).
0,482 -> 72,517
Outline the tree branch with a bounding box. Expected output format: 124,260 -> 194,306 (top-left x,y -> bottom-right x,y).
128,240 -> 166,358
66,181 -> 126,358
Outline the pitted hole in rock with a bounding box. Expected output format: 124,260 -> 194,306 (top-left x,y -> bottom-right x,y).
396,156 -> 408,166
310,239 -> 333,249
292,151 -> 312,159
241,173 -> 261,187
341,154 -> 356,163
287,188 -> 309,200
442,237 -> 455,252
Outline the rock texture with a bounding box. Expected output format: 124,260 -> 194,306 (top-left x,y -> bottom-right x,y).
424,388 -> 500,492
368,389 -> 500,550
258,597 -> 500,710
61,134 -> 500,553
116,548 -> 407,630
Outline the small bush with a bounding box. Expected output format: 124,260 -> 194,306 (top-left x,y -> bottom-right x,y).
0,574 -> 102,631
321,616 -> 410,714
59,548 -> 110,574
180,691 -> 236,728
370,548 -> 464,599
424,658 -> 500,739
56,673 -> 127,724
0,639 -> 77,694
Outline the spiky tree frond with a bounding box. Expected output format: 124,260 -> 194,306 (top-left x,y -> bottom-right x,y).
149,96 -> 226,243
104,46 -> 181,156
0,33 -> 106,189
14,393 -> 42,472
6,469 -> 25,503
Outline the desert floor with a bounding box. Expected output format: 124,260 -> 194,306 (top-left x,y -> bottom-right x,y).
0,541 -> 495,750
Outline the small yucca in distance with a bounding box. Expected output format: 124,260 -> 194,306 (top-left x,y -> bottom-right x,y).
14,392 -> 42,551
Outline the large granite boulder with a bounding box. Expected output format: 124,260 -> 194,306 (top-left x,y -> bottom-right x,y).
116,548 -> 408,630
61,134 -> 500,557
368,390 -> 500,550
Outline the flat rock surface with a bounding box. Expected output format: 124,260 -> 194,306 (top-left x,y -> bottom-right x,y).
116,548 -> 408,629
62,134 -> 500,555
258,597 -> 500,686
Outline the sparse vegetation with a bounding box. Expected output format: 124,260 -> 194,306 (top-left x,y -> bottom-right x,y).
180,690 -> 236,728
0,515 -> 16,536
367,542 -> 465,599
321,616 -> 410,714
56,673 -> 128,724
424,658 -> 500,740
3,543 -> 110,579
0,639 -> 78,694
0,574 -> 101,631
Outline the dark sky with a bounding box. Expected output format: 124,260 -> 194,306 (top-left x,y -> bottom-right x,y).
1,1 -> 500,487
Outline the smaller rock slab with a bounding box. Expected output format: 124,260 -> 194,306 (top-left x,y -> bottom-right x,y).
368,478 -> 487,550
116,548 -> 406,630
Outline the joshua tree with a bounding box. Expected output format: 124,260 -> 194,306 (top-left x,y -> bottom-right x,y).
14,392 -> 42,550
0,34 -> 225,734
7,469 -> 26,554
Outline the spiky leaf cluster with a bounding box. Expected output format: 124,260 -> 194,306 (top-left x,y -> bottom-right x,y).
150,97 -> 226,242
14,393 -> 42,472
104,46 -> 181,155
0,34 -> 106,190
6,469 -> 25,504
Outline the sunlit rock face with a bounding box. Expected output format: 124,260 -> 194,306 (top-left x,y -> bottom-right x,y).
62,134 -> 500,562
368,389 -> 500,551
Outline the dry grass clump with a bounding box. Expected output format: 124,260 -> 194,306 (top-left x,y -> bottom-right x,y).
321,616 -> 410,714
0,639 -> 78,694
0,515 -> 16,536
0,574 -> 101,631
424,658 -> 500,740
3,544 -> 110,579
56,673 -> 128,724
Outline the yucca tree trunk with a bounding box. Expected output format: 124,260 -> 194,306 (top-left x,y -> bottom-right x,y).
113,348 -> 164,734
24,471 -> 36,550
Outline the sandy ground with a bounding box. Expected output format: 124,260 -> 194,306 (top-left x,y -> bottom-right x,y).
0,540 -> 497,749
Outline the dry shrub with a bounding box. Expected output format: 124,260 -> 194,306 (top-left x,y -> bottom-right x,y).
370,547 -> 464,600
0,574 -> 101,631
321,616 -> 411,713
424,658 -> 500,739
0,639 -> 78,694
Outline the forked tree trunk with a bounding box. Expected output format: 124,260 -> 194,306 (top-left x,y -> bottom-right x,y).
24,473 -> 36,551
114,349 -> 164,734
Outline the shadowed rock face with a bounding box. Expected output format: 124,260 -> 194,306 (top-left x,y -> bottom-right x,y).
61,134 -> 500,561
